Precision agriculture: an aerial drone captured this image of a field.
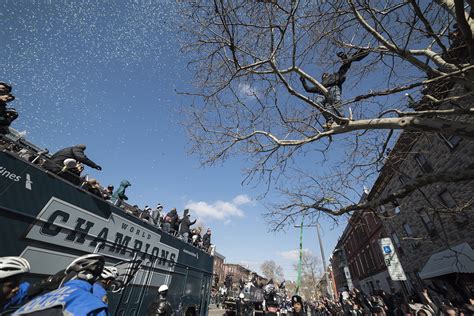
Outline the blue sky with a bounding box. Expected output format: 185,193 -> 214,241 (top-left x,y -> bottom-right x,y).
0,0 -> 347,280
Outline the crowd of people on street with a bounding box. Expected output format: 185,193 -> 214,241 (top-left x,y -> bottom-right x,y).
305,287 -> 474,316
213,274 -> 473,316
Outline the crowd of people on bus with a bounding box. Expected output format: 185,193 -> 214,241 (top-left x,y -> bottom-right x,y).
0,86 -> 214,255
4,135 -> 215,253
40,143 -> 214,253
0,253 -> 175,315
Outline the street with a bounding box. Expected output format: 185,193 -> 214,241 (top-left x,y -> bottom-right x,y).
208,304 -> 224,316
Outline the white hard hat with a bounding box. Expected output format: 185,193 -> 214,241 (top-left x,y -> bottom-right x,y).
0,256 -> 30,279
63,158 -> 77,168
66,254 -> 104,281
158,284 -> 169,293
101,266 -> 119,280
239,293 -> 245,299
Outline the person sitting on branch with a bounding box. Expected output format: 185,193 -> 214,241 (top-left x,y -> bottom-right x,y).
300,49 -> 369,126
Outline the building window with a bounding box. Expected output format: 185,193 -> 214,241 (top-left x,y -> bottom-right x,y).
399,174 -> 409,185
393,199 -> 401,214
367,247 -> 375,270
391,232 -> 401,248
414,153 -> 433,173
403,223 -> 413,237
439,190 -> 457,208
391,232 -> 404,255
418,209 -> 437,236
376,241 -> 384,264
439,133 -> 462,149
358,255 -> 365,275
454,212 -> 469,225
439,190 -> 469,225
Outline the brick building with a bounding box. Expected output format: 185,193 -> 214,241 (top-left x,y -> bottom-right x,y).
368,128 -> 474,304
223,263 -> 252,287
332,24 -> 474,304
331,207 -> 394,295
213,252 -> 225,287
332,117 -> 474,302
331,238 -> 349,292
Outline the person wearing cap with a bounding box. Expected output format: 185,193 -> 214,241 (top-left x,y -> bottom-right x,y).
163,208 -> 179,234
178,209 -> 196,243
93,266 -> 119,304
14,253 -> 109,315
151,204 -> 164,226
291,294 -> 306,316
202,228 -> 212,252
102,185 -> 114,200
82,178 -> 104,198
0,257 -> 31,312
148,284 -> 173,316
110,180 -> 131,207
44,144 -> 102,175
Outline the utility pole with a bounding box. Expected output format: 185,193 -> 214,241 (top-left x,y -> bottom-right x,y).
294,223 -> 334,300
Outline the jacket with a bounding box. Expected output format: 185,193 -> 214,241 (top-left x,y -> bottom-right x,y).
92,283 -> 108,304
110,180 -> 131,203
178,216 -> 196,234
202,233 -> 211,248
165,210 -> 179,227
148,298 -> 173,316
44,146 -> 99,173
13,279 -> 109,316
2,282 -> 30,312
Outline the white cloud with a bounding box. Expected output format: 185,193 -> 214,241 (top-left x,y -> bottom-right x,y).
233,194 -> 252,205
185,195 -> 249,222
277,249 -> 311,261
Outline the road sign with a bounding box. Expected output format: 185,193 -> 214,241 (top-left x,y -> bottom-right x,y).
379,238 -> 407,281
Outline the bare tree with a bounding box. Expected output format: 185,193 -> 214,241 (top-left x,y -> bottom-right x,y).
260,260 -> 285,283
179,0 -> 474,229
292,250 -> 322,298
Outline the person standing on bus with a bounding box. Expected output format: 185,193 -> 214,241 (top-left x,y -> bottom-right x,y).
178,209 -> 196,242
44,145 -> 102,175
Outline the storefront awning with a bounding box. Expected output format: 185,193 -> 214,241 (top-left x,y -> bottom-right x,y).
419,242 -> 474,280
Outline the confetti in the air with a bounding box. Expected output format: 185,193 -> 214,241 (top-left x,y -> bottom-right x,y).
0,1 -> 185,146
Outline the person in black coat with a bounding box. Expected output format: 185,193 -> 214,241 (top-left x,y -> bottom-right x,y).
148,285 -> 174,316
291,295 -> 306,316
163,208 -> 179,235
44,144 -> 102,174
300,49 -> 369,125
178,209 -> 196,242
202,229 -> 212,251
